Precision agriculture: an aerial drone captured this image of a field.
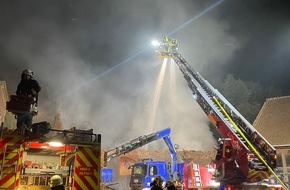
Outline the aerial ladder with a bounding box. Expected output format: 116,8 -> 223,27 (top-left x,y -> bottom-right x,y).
103,127 -> 177,172
155,37 -> 288,189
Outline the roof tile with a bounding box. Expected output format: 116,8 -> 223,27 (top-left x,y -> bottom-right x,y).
253,96 -> 290,145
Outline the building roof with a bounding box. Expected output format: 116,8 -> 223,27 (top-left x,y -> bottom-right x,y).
253,96 -> 290,145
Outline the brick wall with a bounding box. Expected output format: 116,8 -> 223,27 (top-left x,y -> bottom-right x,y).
121,149 -> 216,164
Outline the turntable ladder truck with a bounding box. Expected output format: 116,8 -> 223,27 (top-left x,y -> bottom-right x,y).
155,37 -> 287,190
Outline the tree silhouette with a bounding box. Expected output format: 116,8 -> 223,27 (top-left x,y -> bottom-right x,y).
210,74 -> 283,123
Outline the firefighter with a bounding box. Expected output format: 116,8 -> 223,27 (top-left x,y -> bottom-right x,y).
169,39 -> 179,52
15,69 -> 41,133
150,175 -> 164,190
163,36 -> 170,43
16,69 -> 41,105
49,175 -> 65,190
215,140 -> 223,160
162,36 -> 170,53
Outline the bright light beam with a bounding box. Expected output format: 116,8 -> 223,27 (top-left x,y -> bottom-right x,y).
166,0 -> 226,36
64,0 -> 227,97
61,47 -> 149,97
147,58 -> 168,133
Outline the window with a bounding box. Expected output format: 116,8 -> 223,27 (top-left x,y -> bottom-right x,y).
277,152 -> 282,167
149,166 -> 158,176
132,165 -> 147,176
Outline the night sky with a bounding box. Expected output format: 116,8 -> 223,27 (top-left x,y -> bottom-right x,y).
1,0 -> 290,150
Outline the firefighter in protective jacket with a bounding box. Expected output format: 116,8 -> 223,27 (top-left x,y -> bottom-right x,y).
150,175 -> 163,190
15,69 -> 41,131
49,175 -> 65,190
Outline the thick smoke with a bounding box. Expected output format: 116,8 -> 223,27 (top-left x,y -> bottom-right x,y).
0,1 -> 289,150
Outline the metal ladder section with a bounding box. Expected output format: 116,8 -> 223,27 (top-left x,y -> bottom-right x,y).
193,164 -> 202,186
0,141 -> 22,189
173,54 -> 271,167
172,53 -> 288,189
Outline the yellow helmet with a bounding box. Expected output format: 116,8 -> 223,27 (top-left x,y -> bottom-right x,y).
22,69 -> 33,77
49,175 -> 63,187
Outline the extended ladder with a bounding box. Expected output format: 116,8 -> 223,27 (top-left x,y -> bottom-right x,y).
156,38 -> 287,189
172,54 -> 280,178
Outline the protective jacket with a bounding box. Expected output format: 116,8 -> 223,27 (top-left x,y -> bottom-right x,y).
150,185 -> 163,190
16,78 -> 41,105
51,185 -> 65,190
16,79 -> 41,97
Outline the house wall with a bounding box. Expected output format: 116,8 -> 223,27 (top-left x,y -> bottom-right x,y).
0,81 -> 8,124
276,148 -> 290,183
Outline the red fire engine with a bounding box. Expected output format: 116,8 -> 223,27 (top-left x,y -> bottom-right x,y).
0,95 -> 102,190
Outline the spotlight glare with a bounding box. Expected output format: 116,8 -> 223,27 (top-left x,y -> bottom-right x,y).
151,40 -> 160,46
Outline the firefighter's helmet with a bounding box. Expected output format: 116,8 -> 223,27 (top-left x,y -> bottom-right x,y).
154,175 -> 164,185
154,175 -> 162,181
49,175 -> 63,187
22,69 -> 34,77
165,180 -> 175,187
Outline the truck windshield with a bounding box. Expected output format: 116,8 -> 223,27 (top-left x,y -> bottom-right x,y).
132,165 -> 147,176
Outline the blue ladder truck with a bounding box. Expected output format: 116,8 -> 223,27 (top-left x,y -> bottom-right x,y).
154,37 -> 287,190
